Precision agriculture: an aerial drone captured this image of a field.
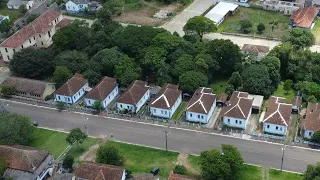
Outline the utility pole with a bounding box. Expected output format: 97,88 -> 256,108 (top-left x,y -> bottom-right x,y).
281,145 -> 285,171
164,131 -> 169,151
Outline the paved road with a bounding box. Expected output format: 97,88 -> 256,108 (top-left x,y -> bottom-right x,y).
3,100 -> 320,173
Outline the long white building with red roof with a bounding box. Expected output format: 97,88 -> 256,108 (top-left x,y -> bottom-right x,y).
0,10 -> 71,62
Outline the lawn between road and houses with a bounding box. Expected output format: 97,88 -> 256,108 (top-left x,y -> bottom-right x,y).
0,2 -> 22,23
30,128 -> 304,179
217,7 -> 289,39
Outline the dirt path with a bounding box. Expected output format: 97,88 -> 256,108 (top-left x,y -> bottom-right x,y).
79,138 -> 106,162
175,153 -> 199,175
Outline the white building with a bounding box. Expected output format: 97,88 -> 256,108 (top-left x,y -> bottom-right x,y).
66,0 -> 90,13
241,44 -> 270,61
185,87 -> 216,123
84,77 -> 118,109
116,80 -> 150,113
149,83 -> 182,119
263,96 -> 292,136
7,0 -> 34,10
75,162 -> 126,180
0,11 -> 71,62
303,102 -> 320,139
54,74 -> 89,104
205,2 -> 239,26
263,0 -> 303,15
221,91 -> 253,129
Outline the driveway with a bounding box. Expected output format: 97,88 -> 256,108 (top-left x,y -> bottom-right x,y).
162,0 -> 215,35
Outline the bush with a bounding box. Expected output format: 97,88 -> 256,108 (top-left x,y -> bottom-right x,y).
239,20 -> 252,34
0,157 -> 7,176
62,155 -> 74,171
56,102 -> 65,111
174,165 -> 187,175
0,85 -> 15,96
44,94 -> 54,101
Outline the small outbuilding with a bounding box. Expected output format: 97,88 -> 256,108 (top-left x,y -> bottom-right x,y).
216,93 -> 228,107
205,2 -> 239,26
291,96 -> 302,114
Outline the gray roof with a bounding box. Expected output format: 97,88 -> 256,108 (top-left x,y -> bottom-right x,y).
71,0 -> 89,5
52,173 -> 74,180
7,0 -> 29,6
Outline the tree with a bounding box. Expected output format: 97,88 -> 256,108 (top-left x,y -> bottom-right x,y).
0,157 -> 7,176
268,44 -> 293,79
92,100 -> 102,112
257,23 -> 265,33
52,66 -> 72,88
221,144 -> 244,180
173,54 -> 194,78
304,162 -> 320,180
283,79 -> 293,94
0,19 -> 12,34
18,5 -> 27,14
295,81 -> 320,100
241,64 -> 272,97
311,131 -> 320,143
282,28 -> 315,50
56,102 -> 65,111
66,128 -> 87,149
0,112 -> 34,145
96,143 -> 124,166
308,95 -> 317,103
96,6 -> 112,25
239,20 -> 252,34
90,47 -> 123,76
225,85 -> 235,98
84,69 -> 102,86
228,72 -> 242,90
260,56 -> 281,90
174,165 -> 187,175
183,16 -> 217,41
26,14 -> 39,24
200,149 -> 231,180
55,50 -> 88,73
141,46 -> 167,74
207,39 -> 242,75
115,55 -> 141,87
9,48 -> 54,79
179,71 -> 208,94
62,155 -> 74,171
102,0 -> 123,14
0,85 -> 15,96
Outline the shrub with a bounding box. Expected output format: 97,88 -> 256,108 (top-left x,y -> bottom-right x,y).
174,165 -> 187,175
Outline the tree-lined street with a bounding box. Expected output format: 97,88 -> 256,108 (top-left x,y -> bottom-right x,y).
2,99 -> 320,173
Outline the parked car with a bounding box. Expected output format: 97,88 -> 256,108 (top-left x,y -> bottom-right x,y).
150,167 -> 159,176
32,121 -> 38,126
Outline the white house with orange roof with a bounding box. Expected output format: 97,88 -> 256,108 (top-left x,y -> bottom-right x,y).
0,11 -> 71,62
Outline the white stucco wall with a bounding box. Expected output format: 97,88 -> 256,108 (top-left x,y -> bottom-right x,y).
150,107 -> 170,118
85,86 -> 118,108
55,83 -> 88,104
117,90 -> 150,113
304,129 -> 315,139
121,170 -> 126,180
186,99 -> 216,123
263,122 -> 287,135
223,116 -> 247,129
66,1 -> 88,13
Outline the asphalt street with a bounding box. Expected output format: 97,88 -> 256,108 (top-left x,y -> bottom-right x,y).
3,100 -> 320,173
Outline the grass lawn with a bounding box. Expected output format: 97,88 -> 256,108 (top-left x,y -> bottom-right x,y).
217,7 -> 289,38
107,141 -> 179,178
171,101 -> 187,120
30,128 -> 97,160
273,82 -> 294,104
269,169 -> 303,180
209,78 -> 229,95
311,18 -> 320,45
0,2 -> 22,22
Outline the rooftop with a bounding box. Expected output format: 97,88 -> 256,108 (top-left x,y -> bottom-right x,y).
303,102 -> 320,131
116,80 -> 149,106
56,19 -> 72,28
85,77 -> 117,101
241,44 -> 270,56
221,91 -> 253,120
75,162 -> 125,180
263,96 -> 292,126
205,2 -> 238,23
290,7 -> 319,28
54,73 -> 88,96
1,10 -> 61,48
150,83 -> 182,110
186,87 -> 216,114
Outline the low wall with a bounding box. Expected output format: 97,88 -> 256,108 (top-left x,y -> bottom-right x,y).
220,32 -> 281,41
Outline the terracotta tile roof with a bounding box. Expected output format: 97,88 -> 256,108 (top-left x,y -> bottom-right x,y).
85,77 -> 117,100
221,91 -> 253,120
169,171 -> 197,180
116,80 -> 149,105
0,145 -> 49,173
54,73 -> 88,96
241,44 -> 270,56
290,7 -> 319,28
56,18 -> 72,28
75,162 -> 125,180
303,102 -> 320,131
291,96 -> 302,108
150,83 -> 182,110
1,76 -> 53,95
217,93 -> 228,102
186,87 -> 216,114
263,96 -> 292,126
0,10 -> 61,48
134,173 -> 159,180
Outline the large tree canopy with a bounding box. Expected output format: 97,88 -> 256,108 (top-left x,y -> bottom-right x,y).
304,162 -> 320,180
183,16 -> 217,41
52,66 -> 73,88
0,112 -> 34,145
115,55 -> 141,86
9,48 -> 54,79
179,71 -> 208,94
55,50 -> 89,73
96,142 -> 124,166
282,28 -> 315,49
260,56 -> 281,91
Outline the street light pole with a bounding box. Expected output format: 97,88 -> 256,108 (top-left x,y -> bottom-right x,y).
281,145 -> 285,171
164,131 -> 169,151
